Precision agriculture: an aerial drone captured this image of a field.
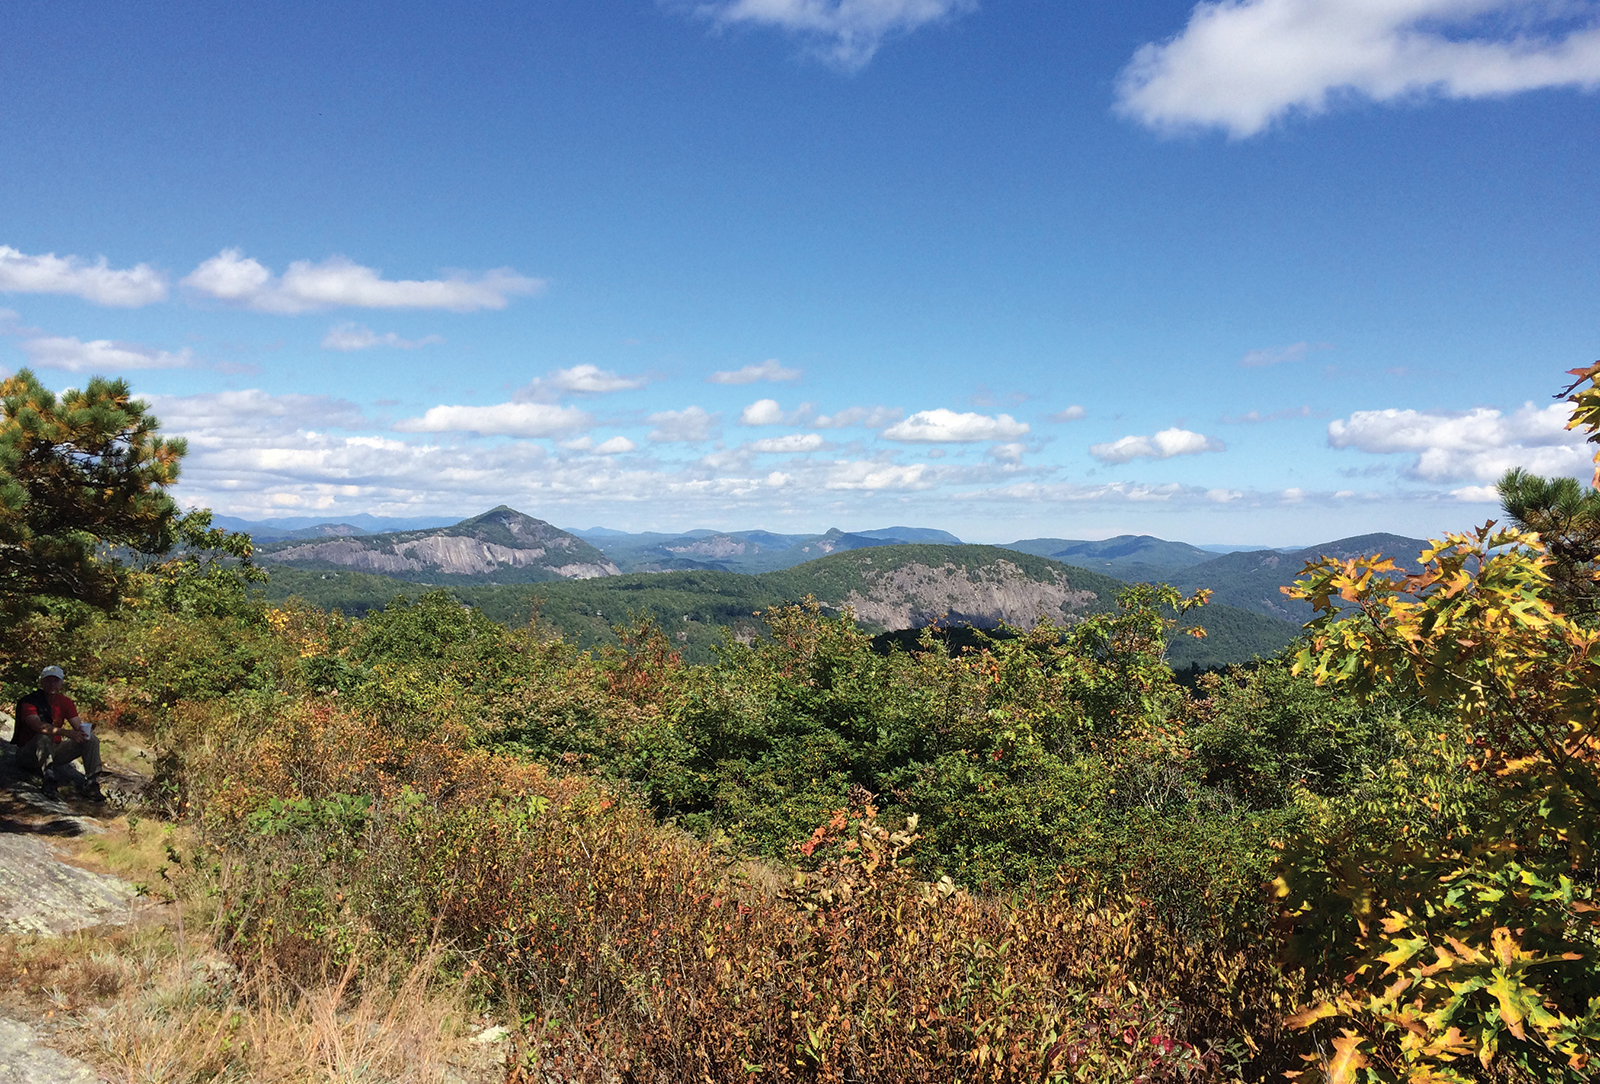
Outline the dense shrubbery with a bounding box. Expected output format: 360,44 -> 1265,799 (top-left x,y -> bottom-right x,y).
7,364 -> 1600,1081
0,559 -> 1423,1079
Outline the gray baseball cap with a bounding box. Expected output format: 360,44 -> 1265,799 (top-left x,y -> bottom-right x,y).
40,666 -> 65,681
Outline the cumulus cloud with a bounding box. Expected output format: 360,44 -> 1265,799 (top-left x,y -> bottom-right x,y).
749,433 -> 827,453
1049,405 -> 1087,422
823,459 -> 933,490
1327,401 -> 1591,480
708,358 -> 802,384
740,399 -> 905,428
689,0 -> 978,69
1089,427 -> 1225,463
321,323 -> 445,351
987,442 -> 1027,463
394,401 -> 592,438
21,335 -> 196,372
594,436 -> 638,455
143,391 -> 1017,521
881,408 -> 1030,443
515,364 -> 649,402
648,406 -> 720,443
0,245 -> 168,307
182,249 -> 544,313
1117,0 -> 1600,138
740,398 -> 793,425
148,389 -> 369,436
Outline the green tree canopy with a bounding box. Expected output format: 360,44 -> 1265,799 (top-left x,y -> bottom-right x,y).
1495,466 -> 1600,618
0,367 -> 186,613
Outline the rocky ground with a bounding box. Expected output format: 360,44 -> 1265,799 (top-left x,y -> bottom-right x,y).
0,718 -> 151,1083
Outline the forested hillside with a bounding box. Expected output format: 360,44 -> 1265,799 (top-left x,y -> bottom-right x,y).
264,543 -> 1302,669
4,363 -> 1599,1082
1162,533 -> 1429,621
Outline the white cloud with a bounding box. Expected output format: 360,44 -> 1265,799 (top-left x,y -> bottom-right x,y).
881,408 -> 1030,443
148,389 -> 368,436
740,398 -> 792,425
146,386 -> 1291,525
321,323 -> 445,351
987,442 -> 1027,463
594,436 -> 638,455
648,406 -> 720,443
708,358 -> 802,384
139,391 -> 1012,520
1089,427 -> 1224,463
691,0 -> 977,69
1452,484 -> 1502,501
182,249 -> 544,313
21,335 -> 196,372
740,399 -> 905,428
823,459 -> 933,490
394,401 -> 592,438
1327,402 -> 1591,481
1049,405 -> 1087,422
1117,0 -> 1600,138
0,245 -> 168,307
1207,487 -> 1244,502
516,364 -> 649,402
698,447 -> 754,471
749,433 -> 826,453
959,480 -> 1203,503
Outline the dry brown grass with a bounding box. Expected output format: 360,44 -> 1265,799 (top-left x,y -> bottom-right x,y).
2,923 -> 496,1083
74,947 -> 489,1084
0,814 -> 502,1084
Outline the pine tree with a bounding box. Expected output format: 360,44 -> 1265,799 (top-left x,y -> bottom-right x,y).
0,368 -> 186,613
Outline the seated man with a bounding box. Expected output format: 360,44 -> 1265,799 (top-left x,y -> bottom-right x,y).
15,665 -> 103,801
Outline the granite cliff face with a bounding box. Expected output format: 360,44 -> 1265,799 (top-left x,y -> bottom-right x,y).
834,556 -> 1099,630
259,507 -> 620,583
663,535 -> 752,560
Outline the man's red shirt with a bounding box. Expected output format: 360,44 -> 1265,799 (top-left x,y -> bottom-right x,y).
16,692 -> 79,743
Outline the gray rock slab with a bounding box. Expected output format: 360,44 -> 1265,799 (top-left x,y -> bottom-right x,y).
0,835 -> 136,936
0,1016 -> 101,1083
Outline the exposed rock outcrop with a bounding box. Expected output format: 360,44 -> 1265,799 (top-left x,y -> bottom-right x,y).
0,1016 -> 101,1084
259,506 -> 621,582
837,559 -> 1098,631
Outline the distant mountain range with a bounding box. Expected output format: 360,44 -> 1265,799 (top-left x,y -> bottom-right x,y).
237,506 -> 1430,646
263,541 -> 1303,670
256,506 -> 619,583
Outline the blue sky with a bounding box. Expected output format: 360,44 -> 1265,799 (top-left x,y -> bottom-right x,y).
3,0 -> 1598,544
